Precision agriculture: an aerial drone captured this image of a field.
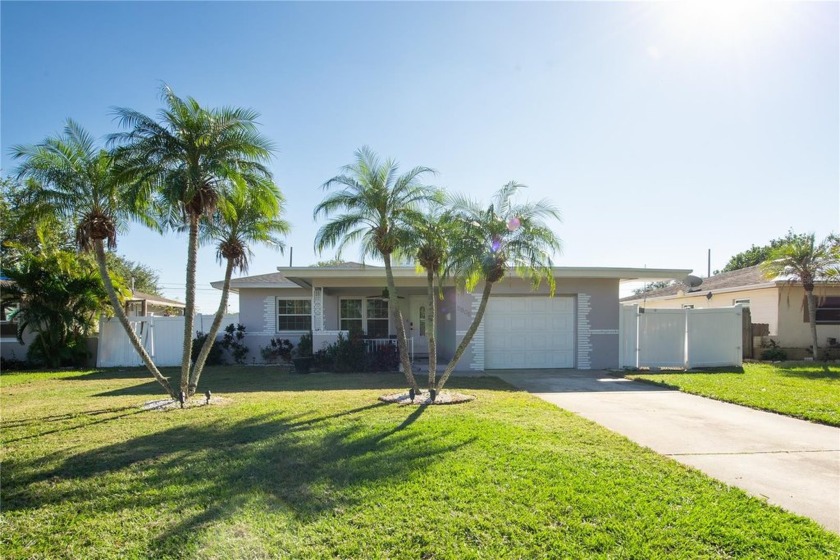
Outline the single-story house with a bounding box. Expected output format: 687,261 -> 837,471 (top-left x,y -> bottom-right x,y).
125,290 -> 186,317
620,264 -> 840,355
212,263 -> 689,371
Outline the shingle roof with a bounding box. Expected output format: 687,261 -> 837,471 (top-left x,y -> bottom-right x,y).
620,265 -> 769,302
130,291 -> 186,308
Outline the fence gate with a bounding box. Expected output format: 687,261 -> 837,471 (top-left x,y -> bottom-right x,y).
619,305 -> 742,369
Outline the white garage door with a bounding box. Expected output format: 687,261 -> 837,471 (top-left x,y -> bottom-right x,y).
484,296 -> 575,369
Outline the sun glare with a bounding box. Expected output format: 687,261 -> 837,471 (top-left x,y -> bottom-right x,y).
660,0 -> 789,52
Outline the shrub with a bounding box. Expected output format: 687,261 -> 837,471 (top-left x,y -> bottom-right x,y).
296,332 -> 313,357
219,323 -> 249,364
0,355 -> 33,372
260,338 -> 294,364
760,347 -> 788,361
191,332 -> 225,366
27,332 -> 88,368
366,341 -> 399,372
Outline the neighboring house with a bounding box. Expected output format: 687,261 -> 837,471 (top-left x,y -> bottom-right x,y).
125,290 -> 186,317
1,278 -> 34,361
212,263 -> 689,371
620,264 -> 840,354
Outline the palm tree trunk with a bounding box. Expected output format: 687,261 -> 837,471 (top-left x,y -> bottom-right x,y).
383,253 -> 419,391
436,280 -> 493,392
188,258 -> 234,396
806,290 -> 819,360
427,269 -> 437,390
93,240 -> 174,397
181,212 -> 200,395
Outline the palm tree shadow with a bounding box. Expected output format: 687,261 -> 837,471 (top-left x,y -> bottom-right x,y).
4,406 -> 473,557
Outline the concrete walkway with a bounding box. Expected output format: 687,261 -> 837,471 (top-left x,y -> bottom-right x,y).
492,369 -> 840,533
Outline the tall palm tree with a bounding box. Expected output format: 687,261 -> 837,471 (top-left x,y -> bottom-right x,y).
110,86 -> 275,395
396,199 -> 451,390
314,147 -> 437,391
188,174 -> 289,395
435,182 -> 562,393
761,234 -> 840,360
11,120 -> 175,395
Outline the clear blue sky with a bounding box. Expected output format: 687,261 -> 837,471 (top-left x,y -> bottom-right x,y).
3,1 -> 838,312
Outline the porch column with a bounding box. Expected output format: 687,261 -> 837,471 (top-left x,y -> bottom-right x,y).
312,286 -> 324,331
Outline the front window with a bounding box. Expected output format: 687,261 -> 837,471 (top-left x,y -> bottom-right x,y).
809,296 -> 840,324
366,299 -> 389,338
277,299 -> 311,331
340,297 -> 390,337
340,299 -> 363,332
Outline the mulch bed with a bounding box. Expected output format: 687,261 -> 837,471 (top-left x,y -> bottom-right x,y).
379,391 -> 475,406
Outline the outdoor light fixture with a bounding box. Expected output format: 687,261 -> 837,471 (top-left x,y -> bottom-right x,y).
706,291 -> 713,300
409,388 -> 415,402
430,389 -> 437,403
205,390 -> 212,405
178,391 -> 186,409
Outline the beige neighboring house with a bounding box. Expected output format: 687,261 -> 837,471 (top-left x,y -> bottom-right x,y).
212,262 -> 690,371
125,291 -> 186,317
620,264 -> 840,356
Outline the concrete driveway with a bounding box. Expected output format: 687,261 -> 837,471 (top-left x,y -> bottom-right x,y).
493,369 -> 840,533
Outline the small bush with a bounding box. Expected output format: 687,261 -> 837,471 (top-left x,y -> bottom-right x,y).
0,355 -> 33,372
261,338 -> 294,364
296,332 -> 313,357
191,332 -> 225,366
760,347 -> 788,361
27,332 -> 88,368
219,323 -> 249,364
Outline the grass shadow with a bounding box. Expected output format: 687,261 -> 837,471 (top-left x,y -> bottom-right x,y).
4,405 -> 473,557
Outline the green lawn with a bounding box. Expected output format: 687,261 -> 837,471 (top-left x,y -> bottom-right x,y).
627,362 -> 840,427
2,367 -> 838,559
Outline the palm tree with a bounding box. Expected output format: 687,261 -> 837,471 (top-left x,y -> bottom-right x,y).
110,86 -> 275,395
10,120 -> 175,395
314,147 -> 437,391
761,234 -> 840,360
397,199 -> 451,390
188,174 -> 289,395
435,182 -> 562,394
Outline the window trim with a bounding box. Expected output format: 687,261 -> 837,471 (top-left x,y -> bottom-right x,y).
339,297 -> 391,337
276,296 -> 312,333
733,298 -> 750,308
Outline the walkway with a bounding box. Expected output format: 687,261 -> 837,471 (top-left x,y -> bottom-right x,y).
492,369 -> 840,534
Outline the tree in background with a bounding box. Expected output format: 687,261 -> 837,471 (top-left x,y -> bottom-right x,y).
721,230 -> 814,273
761,234 -> 840,360
189,175 -> 289,395
435,183 -> 562,394
111,86 -> 275,396
11,121 -> 174,394
314,146 -> 437,392
2,245 -> 110,367
631,280 -> 673,296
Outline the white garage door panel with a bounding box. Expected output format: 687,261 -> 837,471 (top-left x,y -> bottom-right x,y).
484,296 -> 575,369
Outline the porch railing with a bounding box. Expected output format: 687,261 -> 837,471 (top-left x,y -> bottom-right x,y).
363,337 -> 414,363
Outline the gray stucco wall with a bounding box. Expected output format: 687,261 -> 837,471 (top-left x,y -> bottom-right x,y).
237,287 -> 310,360
450,277 -> 620,371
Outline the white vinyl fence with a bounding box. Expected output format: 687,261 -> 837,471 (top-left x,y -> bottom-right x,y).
97,314 -> 239,368
619,305 -> 742,369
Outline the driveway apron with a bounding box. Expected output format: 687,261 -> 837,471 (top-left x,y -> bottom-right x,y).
493,369 -> 840,533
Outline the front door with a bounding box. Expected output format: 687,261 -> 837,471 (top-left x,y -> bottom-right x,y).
409,296 -> 430,357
